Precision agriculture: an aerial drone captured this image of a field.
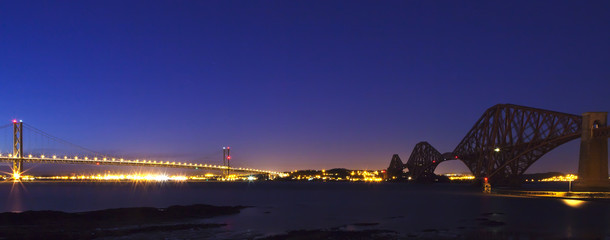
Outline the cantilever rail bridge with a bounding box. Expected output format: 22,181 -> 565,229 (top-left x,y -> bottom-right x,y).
389,104 -> 610,186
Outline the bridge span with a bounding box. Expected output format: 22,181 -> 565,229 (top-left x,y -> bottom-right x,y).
0,155 -> 280,176
0,121 -> 282,179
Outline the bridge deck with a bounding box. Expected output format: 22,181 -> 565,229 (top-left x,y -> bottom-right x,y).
0,156 -> 280,175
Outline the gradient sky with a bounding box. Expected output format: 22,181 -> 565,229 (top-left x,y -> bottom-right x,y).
1,1 -> 609,174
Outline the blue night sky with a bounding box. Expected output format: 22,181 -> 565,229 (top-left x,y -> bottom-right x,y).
1,1 -> 609,174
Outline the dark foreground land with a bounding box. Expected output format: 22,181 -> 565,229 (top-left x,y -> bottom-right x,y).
0,204 -> 244,240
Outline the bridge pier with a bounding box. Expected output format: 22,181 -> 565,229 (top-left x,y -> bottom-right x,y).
574,112 -> 610,191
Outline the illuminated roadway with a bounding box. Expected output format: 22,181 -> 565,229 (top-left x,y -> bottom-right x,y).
0,154 -> 282,175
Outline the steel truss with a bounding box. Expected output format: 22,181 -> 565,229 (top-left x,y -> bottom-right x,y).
405,141 -> 443,179
452,104 -> 582,182
386,154 -> 405,179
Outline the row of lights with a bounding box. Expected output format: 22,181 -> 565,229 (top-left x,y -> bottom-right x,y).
0,153 -> 280,175
5,121 -> 280,175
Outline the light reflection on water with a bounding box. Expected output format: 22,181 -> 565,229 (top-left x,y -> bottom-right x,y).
0,181 -> 608,238
561,199 -> 587,208
7,181 -> 25,213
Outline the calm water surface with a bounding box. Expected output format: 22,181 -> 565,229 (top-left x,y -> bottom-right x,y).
1,181 -> 609,238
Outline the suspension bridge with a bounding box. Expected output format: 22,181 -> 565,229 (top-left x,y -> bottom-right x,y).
388,104 -> 610,190
0,120 -> 282,179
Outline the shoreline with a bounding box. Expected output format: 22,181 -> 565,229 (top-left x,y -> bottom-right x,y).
493,189 -> 610,201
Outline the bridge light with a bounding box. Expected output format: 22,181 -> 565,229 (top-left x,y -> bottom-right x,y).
103,158 -> 107,161
12,119 -> 17,123
40,155 -> 45,158
53,155 -> 56,159
74,156 -> 78,160
94,157 -> 98,160
84,157 -> 88,160
19,120 -> 22,123
432,160 -> 436,163
28,154 -> 32,158
64,156 -> 67,159
494,148 -> 500,152
455,155 -> 458,159
227,156 -> 231,160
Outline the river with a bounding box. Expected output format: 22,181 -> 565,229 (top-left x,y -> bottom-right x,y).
1,181 -> 609,239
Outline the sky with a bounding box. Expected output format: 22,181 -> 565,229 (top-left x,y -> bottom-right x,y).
1,1 -> 609,174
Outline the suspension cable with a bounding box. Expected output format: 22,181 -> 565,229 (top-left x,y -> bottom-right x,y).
23,123 -> 106,156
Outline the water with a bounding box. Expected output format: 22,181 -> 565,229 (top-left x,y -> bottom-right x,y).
1,181 -> 609,238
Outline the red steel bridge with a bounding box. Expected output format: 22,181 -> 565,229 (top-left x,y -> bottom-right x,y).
388,104 -> 610,188
0,120 -> 282,179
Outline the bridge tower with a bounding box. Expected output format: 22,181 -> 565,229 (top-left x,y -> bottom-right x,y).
12,120 -> 23,179
223,146 -> 231,177
386,154 -> 405,180
574,112 -> 610,191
